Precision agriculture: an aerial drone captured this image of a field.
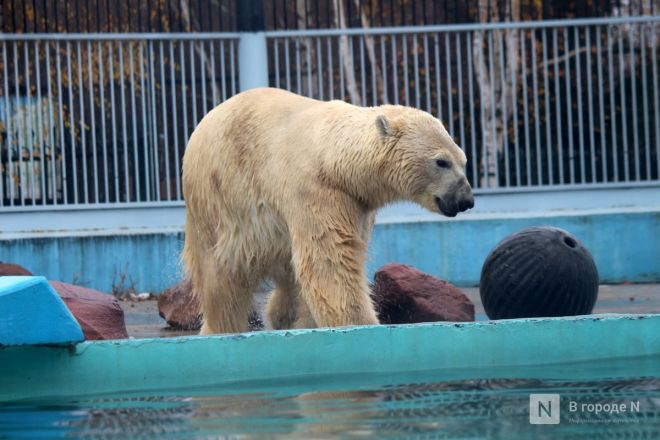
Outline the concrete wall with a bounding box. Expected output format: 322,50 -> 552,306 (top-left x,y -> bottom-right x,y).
2,206 -> 659,292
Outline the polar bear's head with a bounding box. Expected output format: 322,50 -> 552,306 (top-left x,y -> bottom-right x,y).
376,111 -> 474,217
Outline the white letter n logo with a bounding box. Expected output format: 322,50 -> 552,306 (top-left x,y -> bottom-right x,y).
529,394 -> 560,424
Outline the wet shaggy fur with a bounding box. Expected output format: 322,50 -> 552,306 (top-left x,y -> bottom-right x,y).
182,88 -> 473,334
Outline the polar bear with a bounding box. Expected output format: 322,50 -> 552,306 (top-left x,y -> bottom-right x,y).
182,88 -> 473,334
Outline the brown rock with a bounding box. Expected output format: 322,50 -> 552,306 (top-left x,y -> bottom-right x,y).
0,262 -> 32,276
158,278 -> 202,330
372,263 -> 475,323
49,281 -> 129,340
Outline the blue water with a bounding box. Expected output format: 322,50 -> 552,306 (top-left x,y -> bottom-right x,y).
1,371 -> 659,439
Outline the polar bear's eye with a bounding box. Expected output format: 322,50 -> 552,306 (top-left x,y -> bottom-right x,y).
436,159 -> 451,169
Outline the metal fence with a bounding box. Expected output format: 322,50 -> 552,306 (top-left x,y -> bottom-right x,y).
0,33 -> 238,209
268,16 -> 660,191
0,16 -> 659,211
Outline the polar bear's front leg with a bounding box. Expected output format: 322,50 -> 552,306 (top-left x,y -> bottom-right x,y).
289,205 -> 379,328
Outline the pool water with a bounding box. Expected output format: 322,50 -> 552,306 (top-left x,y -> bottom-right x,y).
2,367 -> 659,440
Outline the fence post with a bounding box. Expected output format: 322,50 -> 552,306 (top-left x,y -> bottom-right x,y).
237,0 -> 268,92
238,33 -> 269,91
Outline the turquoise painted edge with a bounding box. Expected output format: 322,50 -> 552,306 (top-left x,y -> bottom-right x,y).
0,276 -> 84,346
1,314 -> 658,401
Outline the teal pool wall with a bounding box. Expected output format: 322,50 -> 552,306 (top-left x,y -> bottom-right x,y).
1,314 -> 659,401
1,209 -> 658,292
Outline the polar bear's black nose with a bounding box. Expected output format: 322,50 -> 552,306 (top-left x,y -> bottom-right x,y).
458,196 -> 474,212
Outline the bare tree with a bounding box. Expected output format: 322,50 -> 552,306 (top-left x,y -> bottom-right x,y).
354,0 -> 385,104
473,0 -> 520,187
333,0 -> 360,104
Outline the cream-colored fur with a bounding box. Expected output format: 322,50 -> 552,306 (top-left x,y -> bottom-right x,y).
182,88 -> 473,334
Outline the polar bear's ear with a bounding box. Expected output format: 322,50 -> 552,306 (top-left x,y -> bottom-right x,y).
376,115 -> 394,138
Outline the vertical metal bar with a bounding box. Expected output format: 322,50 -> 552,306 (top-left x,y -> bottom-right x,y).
210,40 -> 217,105
189,41 -> 197,127
170,40 -> 181,200
328,37 -> 334,100
230,39 -> 236,96
434,34 -> 442,121
553,28 -> 564,185
574,27 -> 585,183
318,37 -> 325,99
349,37 -> 356,103
66,42 -> 78,204
391,35 -> 398,104
55,41 -> 67,205
118,43 -> 129,202
487,30 -> 498,185
380,35 -> 387,103
285,38 -> 291,91
2,42 -> 13,205
0,44 -> 5,204
542,29 -> 553,185
412,34 -> 420,109
628,24 -> 640,180
306,37 -> 313,97
456,33 -> 466,150
596,27 -> 607,182
478,31 -> 488,187
129,42 -> 141,201
339,37 -> 345,100
139,42 -> 151,201
86,41 -> 99,202
295,39 -> 302,94
45,42 -> 58,204
530,30 -> 542,185
467,32 -> 478,189
359,36 -> 366,105
220,40 -> 227,100
24,42 -> 36,204
13,42 -> 24,205
498,30 -> 510,186
200,41 -> 208,115
423,34 -> 431,112
98,42 -> 109,202
640,24 -> 650,180
180,40 -> 189,147
109,41 -> 120,202
653,22 -> 660,178
77,41 -> 89,203
585,27 -> 596,183
148,41 -> 160,201
402,35 -> 409,106
33,41 -> 47,205
520,30 -> 531,185
607,26 -> 619,182
369,37 -> 377,105
564,28 -> 575,184
159,40 -> 171,200
617,26 -> 629,181
274,39 -> 280,89
446,33 -> 455,137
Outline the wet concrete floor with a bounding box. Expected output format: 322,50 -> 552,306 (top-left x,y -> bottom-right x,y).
121,284 -> 660,339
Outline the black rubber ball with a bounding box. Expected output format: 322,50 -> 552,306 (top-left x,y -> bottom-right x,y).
480,227 -> 599,320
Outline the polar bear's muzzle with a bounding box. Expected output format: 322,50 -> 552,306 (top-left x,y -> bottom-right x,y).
435,178 -> 474,217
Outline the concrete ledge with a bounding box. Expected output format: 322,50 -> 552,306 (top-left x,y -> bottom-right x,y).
0,276 -> 84,346
0,314 -> 658,401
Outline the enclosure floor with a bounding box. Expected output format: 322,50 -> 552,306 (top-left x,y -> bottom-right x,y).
121,284 -> 660,339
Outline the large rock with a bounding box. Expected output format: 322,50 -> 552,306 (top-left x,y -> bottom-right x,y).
372,263 -> 475,323
49,281 -> 129,340
0,262 -> 32,276
158,279 -> 265,331
158,279 -> 202,330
